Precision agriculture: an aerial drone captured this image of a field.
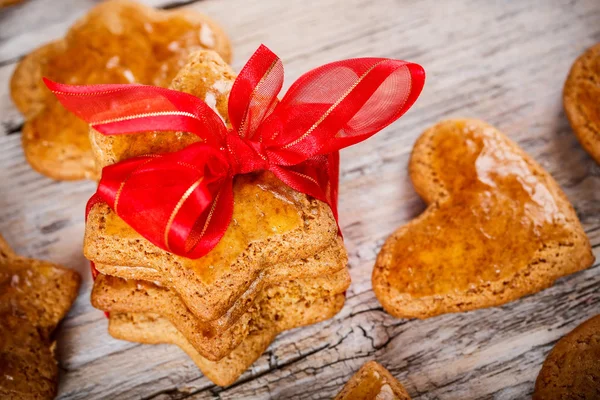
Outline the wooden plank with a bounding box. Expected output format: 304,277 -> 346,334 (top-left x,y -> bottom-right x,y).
0,0 -> 599,399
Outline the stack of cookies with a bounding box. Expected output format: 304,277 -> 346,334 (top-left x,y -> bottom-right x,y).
86,50 -> 350,386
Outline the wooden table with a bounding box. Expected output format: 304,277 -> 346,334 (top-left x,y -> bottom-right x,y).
1,0 -> 599,398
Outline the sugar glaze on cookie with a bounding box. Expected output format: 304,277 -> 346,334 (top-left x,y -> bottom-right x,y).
334,361 -> 411,400
373,119 -> 593,319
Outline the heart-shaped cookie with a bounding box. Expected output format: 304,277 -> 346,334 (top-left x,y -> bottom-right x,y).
373,119 -> 594,319
564,43 -> 600,164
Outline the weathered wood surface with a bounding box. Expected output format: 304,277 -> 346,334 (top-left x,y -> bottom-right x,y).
1,0 -> 599,399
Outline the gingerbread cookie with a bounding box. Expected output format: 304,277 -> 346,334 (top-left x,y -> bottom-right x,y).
373,119 -> 593,319
109,288 -> 345,387
84,50 -> 342,323
10,0 -> 231,180
89,49 -> 235,174
93,236 -> 344,286
534,314 -> 600,400
335,361 -> 411,400
0,234 -> 80,399
86,172 -> 340,322
564,43 -> 600,164
92,268 -> 350,361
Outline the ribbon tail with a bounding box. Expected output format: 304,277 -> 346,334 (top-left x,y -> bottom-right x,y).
186,176 -> 234,258
44,78 -> 228,147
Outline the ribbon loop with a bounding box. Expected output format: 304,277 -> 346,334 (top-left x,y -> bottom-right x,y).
260,58 -> 425,165
228,45 -> 283,141
46,45 -> 425,258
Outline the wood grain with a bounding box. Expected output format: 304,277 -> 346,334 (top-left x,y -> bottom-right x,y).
1,0 -> 599,399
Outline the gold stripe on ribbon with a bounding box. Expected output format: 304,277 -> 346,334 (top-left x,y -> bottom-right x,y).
50,87 -> 131,97
286,170 -> 319,186
113,157 -> 156,214
113,181 -> 126,214
199,189 -> 221,239
185,187 -> 222,253
164,177 -> 204,251
237,58 -> 280,138
90,111 -> 200,127
282,60 -> 386,150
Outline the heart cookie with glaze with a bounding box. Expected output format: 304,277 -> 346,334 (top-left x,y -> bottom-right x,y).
372,119 -> 594,319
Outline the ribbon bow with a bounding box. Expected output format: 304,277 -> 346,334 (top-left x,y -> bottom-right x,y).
45,45 -> 425,259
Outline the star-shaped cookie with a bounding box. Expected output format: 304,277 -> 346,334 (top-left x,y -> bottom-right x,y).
10,0 -> 231,180
92,267 -> 350,361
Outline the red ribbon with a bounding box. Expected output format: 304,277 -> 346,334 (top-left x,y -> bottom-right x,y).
45,45 -> 425,259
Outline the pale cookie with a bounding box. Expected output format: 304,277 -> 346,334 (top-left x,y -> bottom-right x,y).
92,268 -> 350,361
373,119 -> 593,319
534,314 -> 600,400
0,234 -> 80,399
93,236 -> 347,332
335,361 -> 411,400
10,0 -> 231,180
93,236 -> 343,283
109,290 -> 345,387
564,43 -> 600,164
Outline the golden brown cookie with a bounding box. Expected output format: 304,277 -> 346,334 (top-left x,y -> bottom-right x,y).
91,268 -> 350,361
0,315 -> 58,400
533,315 -> 600,400
0,234 -> 80,399
373,119 -> 594,319
564,43 -> 600,164
10,0 -> 232,180
335,361 -> 411,400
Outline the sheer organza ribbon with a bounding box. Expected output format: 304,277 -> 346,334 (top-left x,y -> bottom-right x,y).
45,45 -> 425,259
